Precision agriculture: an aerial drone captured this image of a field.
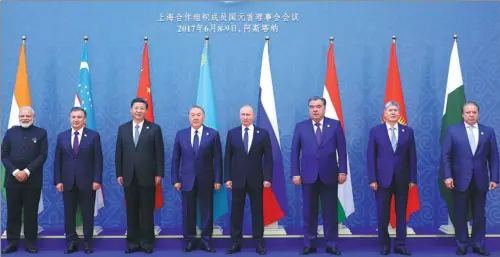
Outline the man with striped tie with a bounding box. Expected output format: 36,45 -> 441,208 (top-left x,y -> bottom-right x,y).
367,101 -> 417,256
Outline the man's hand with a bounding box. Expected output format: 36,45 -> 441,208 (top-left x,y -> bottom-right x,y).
444,178 -> 454,190
409,182 -> 416,190
489,182 -> 497,190
155,176 -> 162,185
214,183 -> 221,191
292,176 -> 301,186
93,182 -> 101,191
174,183 -> 181,191
338,173 -> 347,184
225,181 -> 232,189
263,181 -> 271,188
15,171 -> 28,182
56,183 -> 64,192
117,177 -> 123,186
370,182 -> 378,191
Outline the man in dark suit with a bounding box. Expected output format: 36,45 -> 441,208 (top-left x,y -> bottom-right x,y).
115,97 -> 165,254
171,105 -> 222,253
1,106 -> 47,254
367,101 -> 417,256
54,107 -> 103,254
442,101 -> 498,256
290,96 -> 347,256
224,105 -> 273,255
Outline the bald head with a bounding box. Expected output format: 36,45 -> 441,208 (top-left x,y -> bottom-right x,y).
239,105 -> 255,127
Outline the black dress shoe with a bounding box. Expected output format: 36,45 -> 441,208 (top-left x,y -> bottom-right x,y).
456,247 -> 467,255
64,244 -> 78,254
472,247 -> 490,256
326,247 -> 341,255
184,242 -> 195,252
25,246 -> 38,254
142,247 -> 153,254
256,245 -> 267,255
380,245 -> 390,255
301,247 -> 317,255
200,245 -> 216,253
226,245 -> 241,254
2,244 -> 18,254
394,247 -> 411,256
125,246 -> 140,254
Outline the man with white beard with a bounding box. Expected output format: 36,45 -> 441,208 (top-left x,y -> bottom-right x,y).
1,106 -> 48,254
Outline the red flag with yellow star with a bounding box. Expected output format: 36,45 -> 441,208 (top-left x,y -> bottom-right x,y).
136,41 -> 164,210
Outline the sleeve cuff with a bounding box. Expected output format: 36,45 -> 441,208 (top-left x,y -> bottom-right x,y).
24,169 -> 30,177
12,169 -> 20,176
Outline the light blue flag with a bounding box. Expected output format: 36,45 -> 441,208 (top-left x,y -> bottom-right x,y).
196,41 -> 228,226
75,44 -> 95,129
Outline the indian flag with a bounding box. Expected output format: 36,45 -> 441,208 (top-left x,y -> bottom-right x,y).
322,39 -> 354,223
1,38 -> 44,235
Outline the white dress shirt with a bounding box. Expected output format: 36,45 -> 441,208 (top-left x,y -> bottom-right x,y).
312,118 -> 324,133
464,122 -> 479,151
133,120 -> 144,140
191,125 -> 204,147
386,122 -> 399,142
242,124 -> 254,152
71,127 -> 84,148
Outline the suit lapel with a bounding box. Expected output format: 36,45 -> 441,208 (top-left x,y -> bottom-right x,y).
380,124 -> 393,151
77,128 -> 88,153
319,119 -> 333,147
200,128 -> 211,151
184,129 -> 195,156
135,121 -> 149,149
66,130 -> 76,157
475,124 -> 485,155
234,128 -> 246,153
248,127 -> 259,154
307,120 -> 320,147
396,124 -> 407,153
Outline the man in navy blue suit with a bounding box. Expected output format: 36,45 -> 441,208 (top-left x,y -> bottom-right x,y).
2,106 -> 47,254
291,96 -> 347,255
171,106 -> 222,253
442,101 -> 498,256
224,105 -> 273,255
54,107 -> 103,254
367,101 -> 417,256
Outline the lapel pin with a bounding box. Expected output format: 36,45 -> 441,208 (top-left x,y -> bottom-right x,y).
257,130 -> 260,134
146,126 -> 150,129
327,124 -> 330,128
84,134 -> 87,137
32,138 -> 37,143
402,129 -> 405,132
206,132 -> 209,136
481,132 -> 484,135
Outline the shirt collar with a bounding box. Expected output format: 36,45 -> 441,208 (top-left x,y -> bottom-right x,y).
71,127 -> 84,135
242,124 -> 254,131
191,125 -> 204,135
386,122 -> 399,130
312,118 -> 324,126
464,122 -> 478,129
133,120 -> 144,128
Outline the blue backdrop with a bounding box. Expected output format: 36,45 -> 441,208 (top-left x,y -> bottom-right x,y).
2,1 -> 500,235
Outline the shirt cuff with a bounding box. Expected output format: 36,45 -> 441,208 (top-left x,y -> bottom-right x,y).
12,169 -> 20,176
24,169 -> 31,177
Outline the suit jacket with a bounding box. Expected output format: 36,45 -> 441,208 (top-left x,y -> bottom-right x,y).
442,123 -> 499,192
54,127 -> 103,191
115,120 -> 165,187
291,117 -> 347,185
367,123 -> 417,188
2,125 -> 48,188
171,126 -> 222,191
224,125 -> 273,189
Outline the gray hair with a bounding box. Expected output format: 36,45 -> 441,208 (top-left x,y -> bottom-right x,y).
384,101 -> 400,111
240,105 -> 254,113
189,105 -> 205,114
19,106 -> 35,116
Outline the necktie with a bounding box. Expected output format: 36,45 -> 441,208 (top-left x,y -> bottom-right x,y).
73,131 -> 79,154
467,125 -> 476,154
244,127 -> 249,153
390,127 -> 397,152
134,125 -> 140,147
193,130 -> 199,155
315,123 -> 322,145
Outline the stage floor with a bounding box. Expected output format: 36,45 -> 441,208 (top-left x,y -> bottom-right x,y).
1,237 -> 500,256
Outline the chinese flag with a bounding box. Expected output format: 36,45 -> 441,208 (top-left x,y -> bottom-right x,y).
382,41 -> 420,228
137,41 -> 164,210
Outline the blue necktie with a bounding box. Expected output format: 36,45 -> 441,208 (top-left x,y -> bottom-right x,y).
73,131 -> 79,154
193,130 -> 199,155
315,123 -> 322,145
467,126 -> 476,154
244,127 -> 249,153
134,125 -> 140,147
390,127 -> 397,152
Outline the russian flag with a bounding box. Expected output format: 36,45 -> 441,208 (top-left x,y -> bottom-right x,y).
256,38 -> 287,227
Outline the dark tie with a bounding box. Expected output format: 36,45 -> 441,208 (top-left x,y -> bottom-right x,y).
73,131 -> 79,154
315,123 -> 322,144
193,130 -> 199,155
244,127 -> 249,153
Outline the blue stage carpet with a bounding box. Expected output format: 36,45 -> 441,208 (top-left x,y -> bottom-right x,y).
1,237 -> 499,256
